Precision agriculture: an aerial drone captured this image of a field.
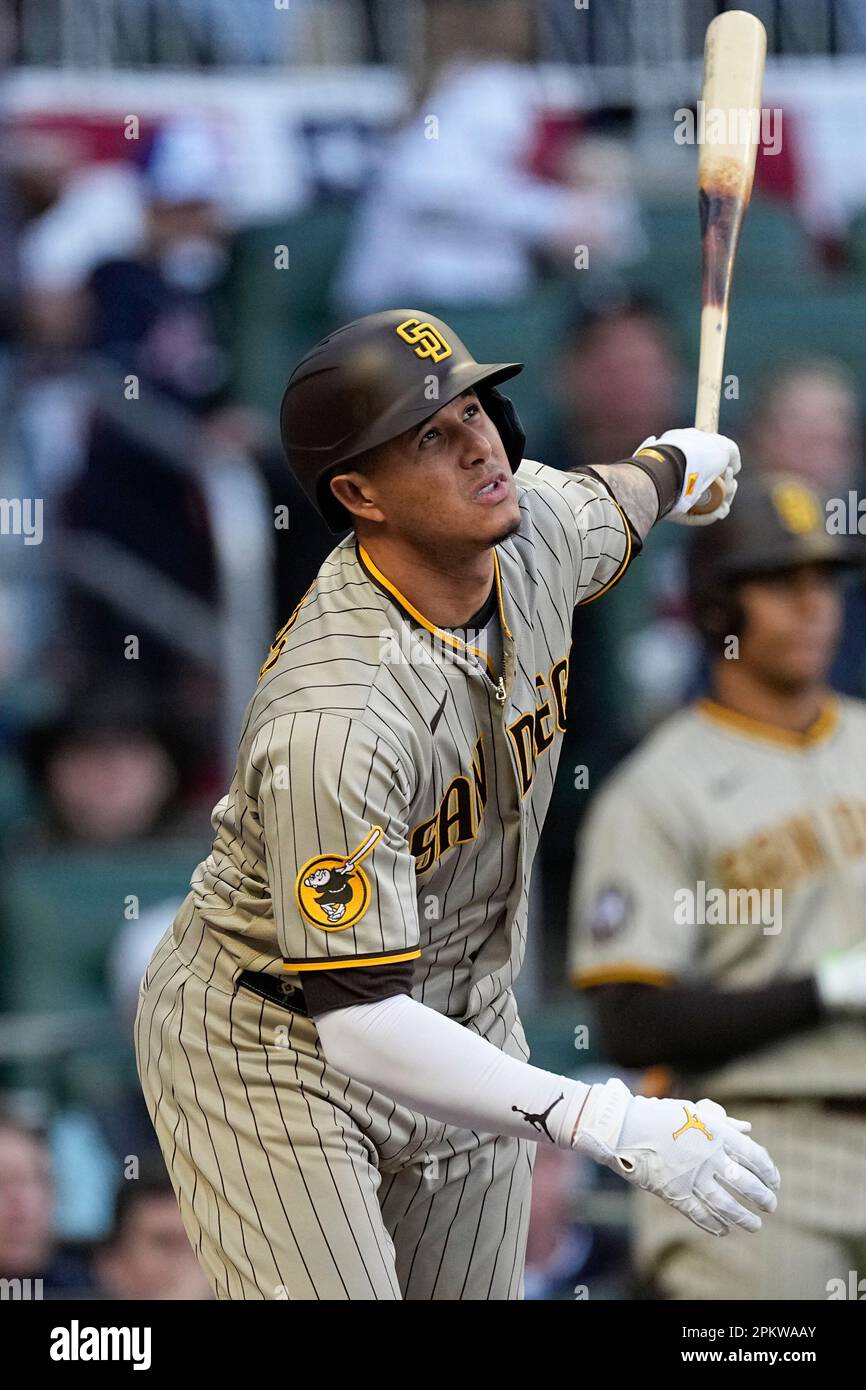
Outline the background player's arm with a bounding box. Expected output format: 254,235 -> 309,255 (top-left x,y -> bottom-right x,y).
569,770 -> 823,1071
601,936 -> 866,1069
593,978 -> 823,1072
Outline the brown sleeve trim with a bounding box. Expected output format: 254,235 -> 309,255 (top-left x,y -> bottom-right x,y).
303,960 -> 415,1018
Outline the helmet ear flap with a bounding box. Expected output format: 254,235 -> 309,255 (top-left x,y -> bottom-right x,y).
694,592 -> 744,649
478,384 -> 525,472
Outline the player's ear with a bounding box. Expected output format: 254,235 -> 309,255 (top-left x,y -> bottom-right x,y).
328,469 -> 386,526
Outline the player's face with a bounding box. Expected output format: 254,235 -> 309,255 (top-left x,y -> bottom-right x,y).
0,1129 -> 54,1271
342,390 -> 521,552
738,565 -> 842,690
98,1196 -> 212,1300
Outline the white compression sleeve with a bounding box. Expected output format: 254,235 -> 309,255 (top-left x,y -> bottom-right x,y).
314,993 -> 590,1149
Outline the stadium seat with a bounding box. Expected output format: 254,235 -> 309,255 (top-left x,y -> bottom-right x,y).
229,202 -> 356,412
637,196 -> 813,293
1,842 -> 201,1013
673,287 -> 866,407
0,841 -> 202,1099
846,211 -> 866,278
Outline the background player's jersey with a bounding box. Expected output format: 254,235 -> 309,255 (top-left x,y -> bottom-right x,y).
569,696 -> 866,1097
174,459 -> 632,1044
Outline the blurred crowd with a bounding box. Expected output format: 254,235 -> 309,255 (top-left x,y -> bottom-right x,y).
1,0 -> 866,1300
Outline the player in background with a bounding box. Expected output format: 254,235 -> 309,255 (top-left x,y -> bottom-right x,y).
569,472 -> 866,1300
136,310 -> 778,1301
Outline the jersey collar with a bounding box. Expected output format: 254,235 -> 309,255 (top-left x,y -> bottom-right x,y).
696,696 -> 840,749
356,541 -> 512,676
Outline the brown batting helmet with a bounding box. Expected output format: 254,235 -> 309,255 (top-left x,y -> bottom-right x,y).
279,309 -> 525,531
688,471 -> 865,642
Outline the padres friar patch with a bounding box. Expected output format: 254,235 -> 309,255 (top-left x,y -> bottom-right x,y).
296,826 -> 382,931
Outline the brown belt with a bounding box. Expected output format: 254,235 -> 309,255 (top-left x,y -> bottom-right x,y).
236,969 -> 308,1017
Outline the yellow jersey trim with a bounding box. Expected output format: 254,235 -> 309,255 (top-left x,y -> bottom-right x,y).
358,543 -> 498,676
258,579 -> 317,679
696,696 -> 840,749
492,549 -> 513,641
576,495 -> 633,606
571,963 -> 674,989
284,948 -> 422,973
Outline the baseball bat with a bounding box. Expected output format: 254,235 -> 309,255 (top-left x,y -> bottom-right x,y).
339,826 -> 382,874
688,9 -> 767,515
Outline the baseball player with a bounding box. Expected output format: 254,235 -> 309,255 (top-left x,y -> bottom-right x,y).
569,472 -> 866,1300
135,309 -> 778,1301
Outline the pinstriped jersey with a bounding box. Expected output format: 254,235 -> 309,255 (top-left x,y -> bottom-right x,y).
180,458 -> 632,1041
569,696 -> 866,1097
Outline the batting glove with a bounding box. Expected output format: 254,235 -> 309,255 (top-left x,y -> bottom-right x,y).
638,428 -> 741,526
816,939 -> 866,1013
571,1077 -> 780,1236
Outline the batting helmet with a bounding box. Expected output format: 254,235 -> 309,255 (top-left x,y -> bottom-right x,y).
688,471 -> 865,642
279,309 -> 525,532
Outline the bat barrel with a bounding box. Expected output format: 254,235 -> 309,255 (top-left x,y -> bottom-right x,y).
688,9 -> 767,517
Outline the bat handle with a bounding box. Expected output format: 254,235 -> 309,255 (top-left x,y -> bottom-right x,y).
688,477 -> 725,515
688,398 -> 726,515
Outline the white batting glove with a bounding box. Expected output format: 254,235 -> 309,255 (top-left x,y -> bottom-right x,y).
571,1078 -> 780,1236
815,939 -> 866,1013
637,428 -> 740,526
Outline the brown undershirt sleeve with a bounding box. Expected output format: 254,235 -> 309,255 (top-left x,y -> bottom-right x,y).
303,959 -> 416,1019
